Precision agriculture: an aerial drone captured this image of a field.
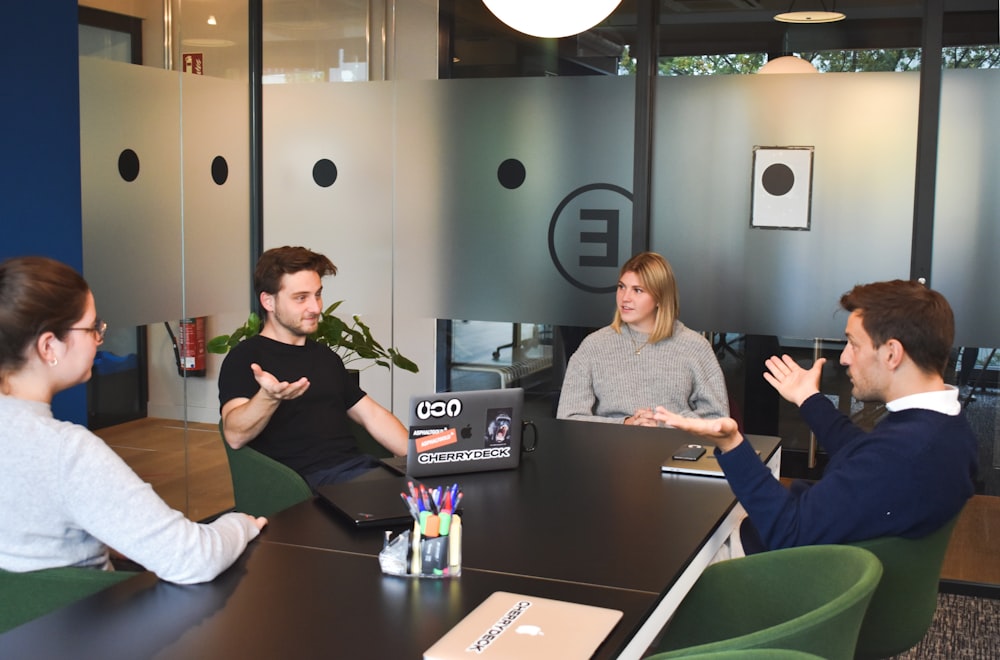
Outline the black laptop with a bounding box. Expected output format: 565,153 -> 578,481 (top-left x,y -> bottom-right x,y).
315,475 -> 414,527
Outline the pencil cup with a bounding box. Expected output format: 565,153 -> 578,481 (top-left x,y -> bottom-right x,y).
378,514 -> 462,578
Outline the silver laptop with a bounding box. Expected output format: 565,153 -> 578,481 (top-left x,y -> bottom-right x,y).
385,388 -> 527,478
660,443 -> 760,477
423,591 -> 622,660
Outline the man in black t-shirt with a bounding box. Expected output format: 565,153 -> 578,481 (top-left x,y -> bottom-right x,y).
218,246 -> 408,488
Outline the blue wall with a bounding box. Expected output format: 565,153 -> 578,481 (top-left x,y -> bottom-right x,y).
0,0 -> 87,423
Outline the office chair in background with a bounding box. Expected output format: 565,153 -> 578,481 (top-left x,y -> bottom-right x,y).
644,545 -> 883,660
0,566 -> 136,633
850,513 -> 963,659
662,651 -> 825,660
348,419 -> 392,459
219,422 -> 313,518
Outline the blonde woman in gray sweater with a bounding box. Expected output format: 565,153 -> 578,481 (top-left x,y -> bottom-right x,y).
0,256 -> 265,584
557,252 -> 729,425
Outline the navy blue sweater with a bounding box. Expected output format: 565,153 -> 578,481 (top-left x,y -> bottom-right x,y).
719,393 -> 978,551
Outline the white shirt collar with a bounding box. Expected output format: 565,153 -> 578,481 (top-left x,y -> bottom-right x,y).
885,386 -> 961,416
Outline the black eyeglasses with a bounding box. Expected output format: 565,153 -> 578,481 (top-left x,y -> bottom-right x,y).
65,318 -> 107,344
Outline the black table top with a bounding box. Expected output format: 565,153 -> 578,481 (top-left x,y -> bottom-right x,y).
0,418 -> 779,660
0,543 -> 655,660
266,418 -> 780,593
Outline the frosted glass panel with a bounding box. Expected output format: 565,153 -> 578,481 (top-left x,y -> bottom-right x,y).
651,72 -> 918,339
80,58 -> 182,327
932,70 -> 1000,348
394,76 -> 636,328
181,73 -> 250,318
262,82 -> 395,404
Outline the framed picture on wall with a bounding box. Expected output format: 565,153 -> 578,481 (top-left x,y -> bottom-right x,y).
751,146 -> 814,230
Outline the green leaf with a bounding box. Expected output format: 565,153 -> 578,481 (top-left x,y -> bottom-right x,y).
206,335 -> 232,354
391,351 -> 420,373
209,302 -> 419,373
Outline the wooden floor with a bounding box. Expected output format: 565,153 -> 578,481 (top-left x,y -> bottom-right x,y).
98,418 -> 1000,586
942,494 -> 1000,585
95,417 -> 234,524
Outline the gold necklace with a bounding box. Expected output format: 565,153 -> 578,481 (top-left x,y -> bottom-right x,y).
626,324 -> 648,355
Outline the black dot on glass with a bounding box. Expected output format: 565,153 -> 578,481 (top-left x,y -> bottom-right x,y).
313,159 -> 338,188
118,149 -> 140,182
211,156 -> 229,185
762,163 -> 795,197
497,159 -> 526,190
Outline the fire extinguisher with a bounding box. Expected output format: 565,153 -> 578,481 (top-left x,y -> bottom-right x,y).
165,317 -> 207,377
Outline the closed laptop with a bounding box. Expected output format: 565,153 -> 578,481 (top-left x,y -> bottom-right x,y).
423,591 -> 622,660
315,475 -> 413,527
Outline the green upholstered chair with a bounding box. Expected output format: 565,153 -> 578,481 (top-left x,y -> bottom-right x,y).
850,513 -> 962,659
663,651 -> 825,660
219,422 -> 313,518
0,566 -> 136,633
349,418 -> 392,459
645,545 -> 883,660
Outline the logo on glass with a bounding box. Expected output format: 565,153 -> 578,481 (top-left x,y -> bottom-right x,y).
548,183 -> 633,293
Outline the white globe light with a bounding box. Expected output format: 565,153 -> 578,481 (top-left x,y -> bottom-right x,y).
482,0 -> 623,39
758,55 -> 819,74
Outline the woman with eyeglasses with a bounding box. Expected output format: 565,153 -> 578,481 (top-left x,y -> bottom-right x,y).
0,256 -> 266,583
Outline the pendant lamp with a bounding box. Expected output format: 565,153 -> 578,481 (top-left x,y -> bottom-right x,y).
482,0 -> 623,39
758,55 -> 819,74
774,0 -> 845,24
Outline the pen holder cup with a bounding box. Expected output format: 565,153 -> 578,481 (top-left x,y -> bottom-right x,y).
379,515 -> 462,578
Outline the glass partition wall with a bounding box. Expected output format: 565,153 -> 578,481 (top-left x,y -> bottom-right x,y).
434,1 -> 1000,495
78,1 -> 999,530
79,0 -> 250,520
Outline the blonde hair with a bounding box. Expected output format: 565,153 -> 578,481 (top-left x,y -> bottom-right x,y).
610,252 -> 679,344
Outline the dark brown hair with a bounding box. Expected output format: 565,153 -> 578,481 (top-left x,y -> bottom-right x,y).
0,256 -> 90,378
840,279 -> 954,377
253,246 -> 338,298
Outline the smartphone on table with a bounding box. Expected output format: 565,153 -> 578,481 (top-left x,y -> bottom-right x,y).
671,444 -> 706,461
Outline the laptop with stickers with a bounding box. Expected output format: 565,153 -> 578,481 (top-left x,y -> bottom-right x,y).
423,591 -> 622,660
383,388 -> 531,478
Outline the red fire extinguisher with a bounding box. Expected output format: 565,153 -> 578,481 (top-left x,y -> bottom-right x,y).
165,317 -> 207,377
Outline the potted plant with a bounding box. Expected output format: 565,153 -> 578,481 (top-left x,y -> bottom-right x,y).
206,301 -> 419,373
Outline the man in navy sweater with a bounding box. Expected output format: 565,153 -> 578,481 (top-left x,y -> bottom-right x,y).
656,279 -> 978,553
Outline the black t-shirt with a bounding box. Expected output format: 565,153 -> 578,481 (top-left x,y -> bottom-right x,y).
218,335 -> 366,476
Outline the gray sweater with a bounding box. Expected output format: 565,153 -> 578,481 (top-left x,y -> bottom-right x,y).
0,395 -> 260,584
557,323 -> 729,423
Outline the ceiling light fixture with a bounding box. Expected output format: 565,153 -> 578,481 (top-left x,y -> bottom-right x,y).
207,15 -> 218,26
774,1 -> 845,24
758,54 -> 819,74
482,0 -> 623,39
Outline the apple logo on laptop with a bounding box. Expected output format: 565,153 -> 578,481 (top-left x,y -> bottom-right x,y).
460,424 -> 472,439
515,625 -> 544,637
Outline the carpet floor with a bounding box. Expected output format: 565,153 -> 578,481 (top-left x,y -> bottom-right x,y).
892,593 -> 1000,659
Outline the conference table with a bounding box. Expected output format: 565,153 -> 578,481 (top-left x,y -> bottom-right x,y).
0,418 -> 779,660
